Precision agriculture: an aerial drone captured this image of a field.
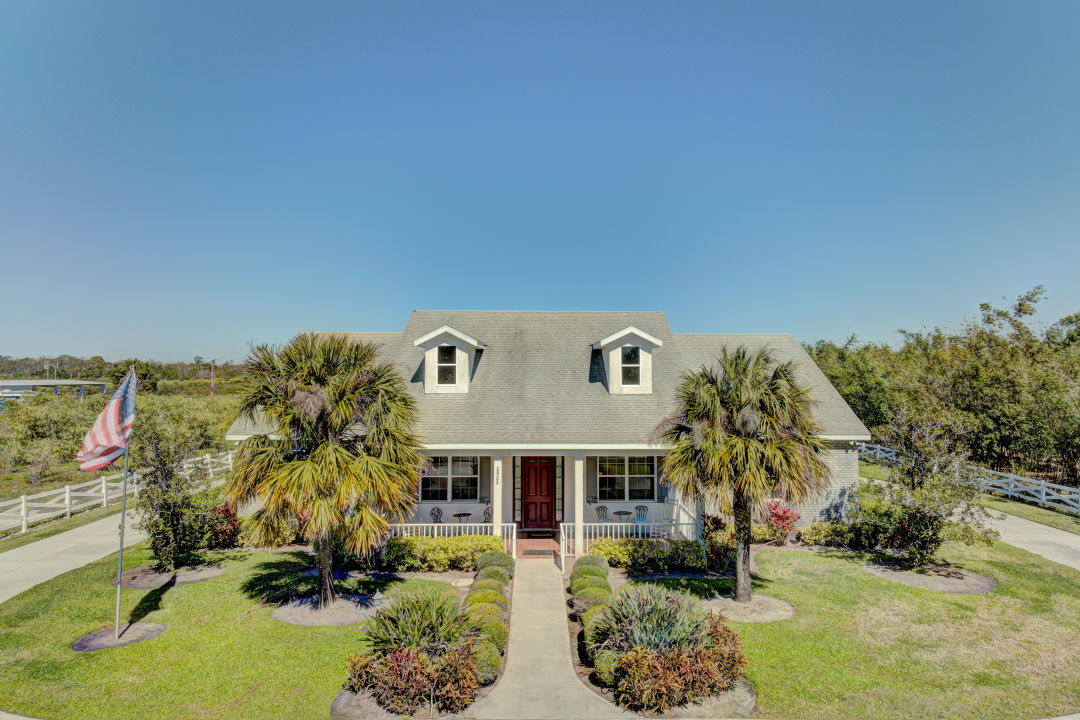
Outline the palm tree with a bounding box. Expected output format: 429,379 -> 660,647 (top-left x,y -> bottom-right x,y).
657,346 -> 829,602
225,333 -> 423,608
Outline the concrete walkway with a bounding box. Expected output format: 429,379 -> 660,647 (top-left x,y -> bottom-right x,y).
0,511 -> 144,604
987,511 -> 1080,572
468,559 -> 630,720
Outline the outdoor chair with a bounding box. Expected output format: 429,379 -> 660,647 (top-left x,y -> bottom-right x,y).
634,505 -> 649,524
594,505 -> 611,522
483,505 -> 493,523
430,506 -> 443,524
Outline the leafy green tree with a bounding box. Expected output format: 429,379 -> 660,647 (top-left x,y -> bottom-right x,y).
225,334 -> 423,608
108,361 -> 160,393
657,346 -> 830,602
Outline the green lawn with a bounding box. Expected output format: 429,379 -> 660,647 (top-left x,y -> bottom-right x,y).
980,494 -> 1080,536
858,459 -> 892,482
0,504 -> 122,553
632,541 -> 1080,720
0,545 -> 454,720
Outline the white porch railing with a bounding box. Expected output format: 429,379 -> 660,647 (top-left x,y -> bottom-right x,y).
0,449 -> 235,535
858,442 -> 1080,515
559,521 -> 698,557
388,522 -> 517,557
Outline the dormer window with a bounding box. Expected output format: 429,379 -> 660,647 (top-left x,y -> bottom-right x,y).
414,325 -> 484,394
621,346 -> 641,386
593,326 -> 662,395
436,346 -> 457,385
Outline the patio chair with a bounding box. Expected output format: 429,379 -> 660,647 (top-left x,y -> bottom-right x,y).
483,505 -> 493,523
594,505 -> 611,522
634,505 -> 649,524
430,506 -> 443,524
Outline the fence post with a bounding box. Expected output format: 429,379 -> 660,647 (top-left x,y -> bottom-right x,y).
20,495 -> 28,533
1007,475 -> 1015,499
101,477 -> 108,507
1041,482 -> 1047,506
65,485 -> 72,518
205,453 -> 213,478
228,450 -> 234,470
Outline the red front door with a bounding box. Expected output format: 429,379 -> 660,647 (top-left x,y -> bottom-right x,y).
522,456 -> 555,529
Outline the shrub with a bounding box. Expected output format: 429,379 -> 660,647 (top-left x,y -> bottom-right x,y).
464,589 -> 508,610
470,578 -> 506,595
704,523 -> 736,572
476,551 -> 515,576
345,648 -> 430,715
591,537 -> 632,567
204,503 -> 241,549
574,554 -> 610,571
476,613 -> 508,652
429,640 -> 481,713
594,649 -> 619,686
573,586 -> 612,613
581,605 -> 606,659
591,585 -> 706,655
798,521 -> 852,547
469,602 -> 505,622
570,575 -> 612,596
476,565 -> 511,584
472,640 -> 501,685
586,538 -> 705,574
367,591 -> 479,655
382,535 -> 503,572
751,522 -> 780,543
570,564 -> 608,582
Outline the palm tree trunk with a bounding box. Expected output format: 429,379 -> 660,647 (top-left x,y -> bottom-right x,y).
733,492 -> 753,603
314,536 -> 337,608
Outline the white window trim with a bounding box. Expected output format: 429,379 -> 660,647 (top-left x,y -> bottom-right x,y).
420,455 -> 479,502
620,345 -> 641,387
596,455 -> 657,502
435,345 -> 458,387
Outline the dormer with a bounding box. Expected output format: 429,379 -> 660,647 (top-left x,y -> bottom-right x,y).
592,326 -> 663,395
414,326 -> 484,394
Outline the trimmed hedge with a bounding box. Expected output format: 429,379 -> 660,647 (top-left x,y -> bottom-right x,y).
476,551 -> 516,576
470,602 -> 504,621
574,586 -> 612,612
382,535 -> 503,572
570,575 -> 612,596
590,537 -> 705,574
594,649 -> 618,686
570,564 -> 608,582
470,578 -> 507,595
473,640 -> 501,685
573,554 -> 610,571
465,589 -> 508,610
581,605 -> 606,660
477,613 -> 509,652
476,565 -> 512,584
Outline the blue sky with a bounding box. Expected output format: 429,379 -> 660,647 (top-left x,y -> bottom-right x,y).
2,2 -> 1078,362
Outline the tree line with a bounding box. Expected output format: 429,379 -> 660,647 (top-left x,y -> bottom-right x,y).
807,286 -> 1080,485
0,354 -> 246,385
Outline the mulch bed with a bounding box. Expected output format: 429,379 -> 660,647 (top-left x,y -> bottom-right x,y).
862,560 -> 997,594
271,593 -> 386,626
113,564 -> 225,590
701,593 -> 796,623
71,622 -> 167,652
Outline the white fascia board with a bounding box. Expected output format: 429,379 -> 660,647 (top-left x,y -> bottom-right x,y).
413,325 -> 485,349
593,326 -> 663,350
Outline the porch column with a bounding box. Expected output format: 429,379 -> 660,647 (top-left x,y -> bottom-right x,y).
573,455 -> 585,557
491,456 -> 505,528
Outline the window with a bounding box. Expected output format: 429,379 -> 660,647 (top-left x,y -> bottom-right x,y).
436,345 -> 457,385
597,456 -> 626,500
621,346 -> 640,386
421,456 -> 479,501
596,455 -> 656,501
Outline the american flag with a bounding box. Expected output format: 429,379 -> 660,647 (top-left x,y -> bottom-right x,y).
76,368 -> 137,471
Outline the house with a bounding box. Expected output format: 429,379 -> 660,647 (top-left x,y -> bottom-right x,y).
225,311 -> 870,557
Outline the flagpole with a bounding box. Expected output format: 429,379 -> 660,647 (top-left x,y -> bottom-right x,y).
114,366 -> 136,642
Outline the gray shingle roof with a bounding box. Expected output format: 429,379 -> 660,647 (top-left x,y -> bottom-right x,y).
225,312 -> 869,446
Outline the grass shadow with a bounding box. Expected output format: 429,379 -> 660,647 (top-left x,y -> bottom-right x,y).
239,553 -> 318,603
128,577 -> 175,624
632,574 -> 774,599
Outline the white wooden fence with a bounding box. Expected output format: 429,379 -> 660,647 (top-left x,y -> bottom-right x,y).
858,443 -> 1080,515
388,522 -> 517,557
558,521 -> 699,558
0,450 -> 235,535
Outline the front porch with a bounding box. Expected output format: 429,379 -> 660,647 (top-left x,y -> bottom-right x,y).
391,453 -> 701,558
